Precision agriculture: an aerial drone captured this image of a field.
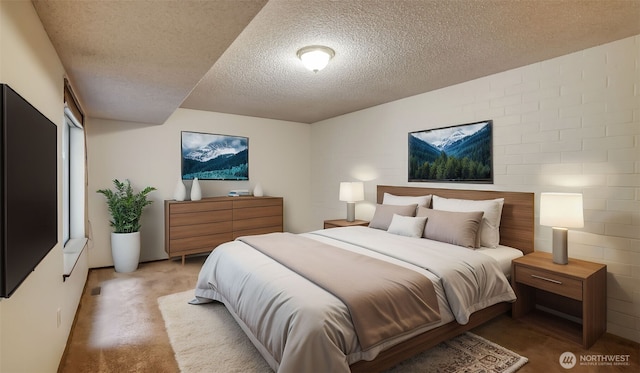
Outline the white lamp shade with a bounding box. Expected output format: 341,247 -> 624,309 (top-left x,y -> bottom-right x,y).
540,193 -> 584,228
339,182 -> 364,202
297,46 -> 335,72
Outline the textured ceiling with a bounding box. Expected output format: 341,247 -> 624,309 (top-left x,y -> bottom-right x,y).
33,0 -> 268,124
33,0 -> 640,125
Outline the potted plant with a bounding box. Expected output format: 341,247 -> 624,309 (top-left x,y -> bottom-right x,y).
97,179 -> 156,272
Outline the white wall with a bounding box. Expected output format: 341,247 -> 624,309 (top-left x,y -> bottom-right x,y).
0,1 -> 89,372
86,108 -> 312,268
311,36 -> 640,343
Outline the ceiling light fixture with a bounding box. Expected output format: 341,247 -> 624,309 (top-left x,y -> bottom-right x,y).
296,45 -> 335,73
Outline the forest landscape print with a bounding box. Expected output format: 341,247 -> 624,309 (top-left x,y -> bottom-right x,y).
181,131 -> 249,180
409,120 -> 493,183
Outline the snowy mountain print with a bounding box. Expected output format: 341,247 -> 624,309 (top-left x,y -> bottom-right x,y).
181,132 -> 249,180
409,121 -> 492,182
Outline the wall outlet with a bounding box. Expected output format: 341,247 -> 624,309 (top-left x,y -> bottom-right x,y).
57,308 -> 61,328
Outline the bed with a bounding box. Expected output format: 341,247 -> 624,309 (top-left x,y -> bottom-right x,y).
193,185 -> 534,372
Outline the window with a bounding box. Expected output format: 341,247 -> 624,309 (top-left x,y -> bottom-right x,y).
62,84 -> 87,278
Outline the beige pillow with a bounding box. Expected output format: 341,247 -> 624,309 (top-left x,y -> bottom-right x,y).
387,214 -> 427,238
383,193 -> 432,207
368,204 -> 418,230
417,207 -> 483,249
432,196 -> 504,248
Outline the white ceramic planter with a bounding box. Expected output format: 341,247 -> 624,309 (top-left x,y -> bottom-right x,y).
173,179 -> 186,201
253,182 -> 263,197
111,231 -> 140,273
191,177 -> 202,201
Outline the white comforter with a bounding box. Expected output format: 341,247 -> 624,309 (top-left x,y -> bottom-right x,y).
193,226 -> 516,372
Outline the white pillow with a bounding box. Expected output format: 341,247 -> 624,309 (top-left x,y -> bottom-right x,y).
387,214 -> 427,238
383,193 -> 432,207
432,195 -> 504,248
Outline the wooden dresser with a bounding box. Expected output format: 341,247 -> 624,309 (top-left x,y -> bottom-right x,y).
164,196 -> 283,263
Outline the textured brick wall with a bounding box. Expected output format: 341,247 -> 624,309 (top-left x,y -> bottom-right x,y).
492,36 -> 639,342
311,35 -> 639,342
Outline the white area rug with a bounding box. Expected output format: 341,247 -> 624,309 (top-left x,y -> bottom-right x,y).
158,290 -> 528,373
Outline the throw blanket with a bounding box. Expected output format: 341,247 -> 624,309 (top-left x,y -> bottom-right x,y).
313,227 -> 517,324
238,232 -> 441,351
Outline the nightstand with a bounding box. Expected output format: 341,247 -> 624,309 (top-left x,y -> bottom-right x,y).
323,219 -> 369,229
511,252 -> 606,348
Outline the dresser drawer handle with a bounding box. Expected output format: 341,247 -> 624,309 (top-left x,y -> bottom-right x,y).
530,274 -> 562,284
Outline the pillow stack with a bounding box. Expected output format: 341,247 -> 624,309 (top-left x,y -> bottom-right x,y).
368,193 -> 505,249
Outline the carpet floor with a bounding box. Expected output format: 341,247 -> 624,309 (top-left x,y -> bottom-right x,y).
158,290 -> 528,373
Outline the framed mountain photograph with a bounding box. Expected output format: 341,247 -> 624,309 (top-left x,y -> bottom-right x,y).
408,120 -> 493,183
181,131 -> 249,180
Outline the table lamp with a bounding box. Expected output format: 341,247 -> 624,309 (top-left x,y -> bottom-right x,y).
339,182 -> 364,222
540,192 -> 584,264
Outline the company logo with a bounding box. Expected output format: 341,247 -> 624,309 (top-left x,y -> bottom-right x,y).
559,351 -> 631,368
560,352 -> 577,369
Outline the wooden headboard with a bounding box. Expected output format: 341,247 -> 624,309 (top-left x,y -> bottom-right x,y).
377,185 -> 534,254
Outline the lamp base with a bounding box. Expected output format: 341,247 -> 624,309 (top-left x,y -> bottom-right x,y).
552,227 -> 568,265
346,202 -> 355,222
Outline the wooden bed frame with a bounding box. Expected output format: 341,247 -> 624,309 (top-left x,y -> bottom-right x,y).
349,185 -> 534,372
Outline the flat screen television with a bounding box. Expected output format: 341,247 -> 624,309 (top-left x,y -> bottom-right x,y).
1,84 -> 58,298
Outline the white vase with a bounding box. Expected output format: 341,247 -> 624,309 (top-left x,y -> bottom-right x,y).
191,177 -> 202,201
111,232 -> 140,273
173,179 -> 186,201
253,182 -> 263,197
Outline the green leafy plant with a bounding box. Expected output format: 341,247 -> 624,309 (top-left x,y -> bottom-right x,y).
97,179 -> 157,233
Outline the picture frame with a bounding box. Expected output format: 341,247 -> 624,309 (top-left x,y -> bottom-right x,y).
181,131 -> 249,180
408,120 -> 493,183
